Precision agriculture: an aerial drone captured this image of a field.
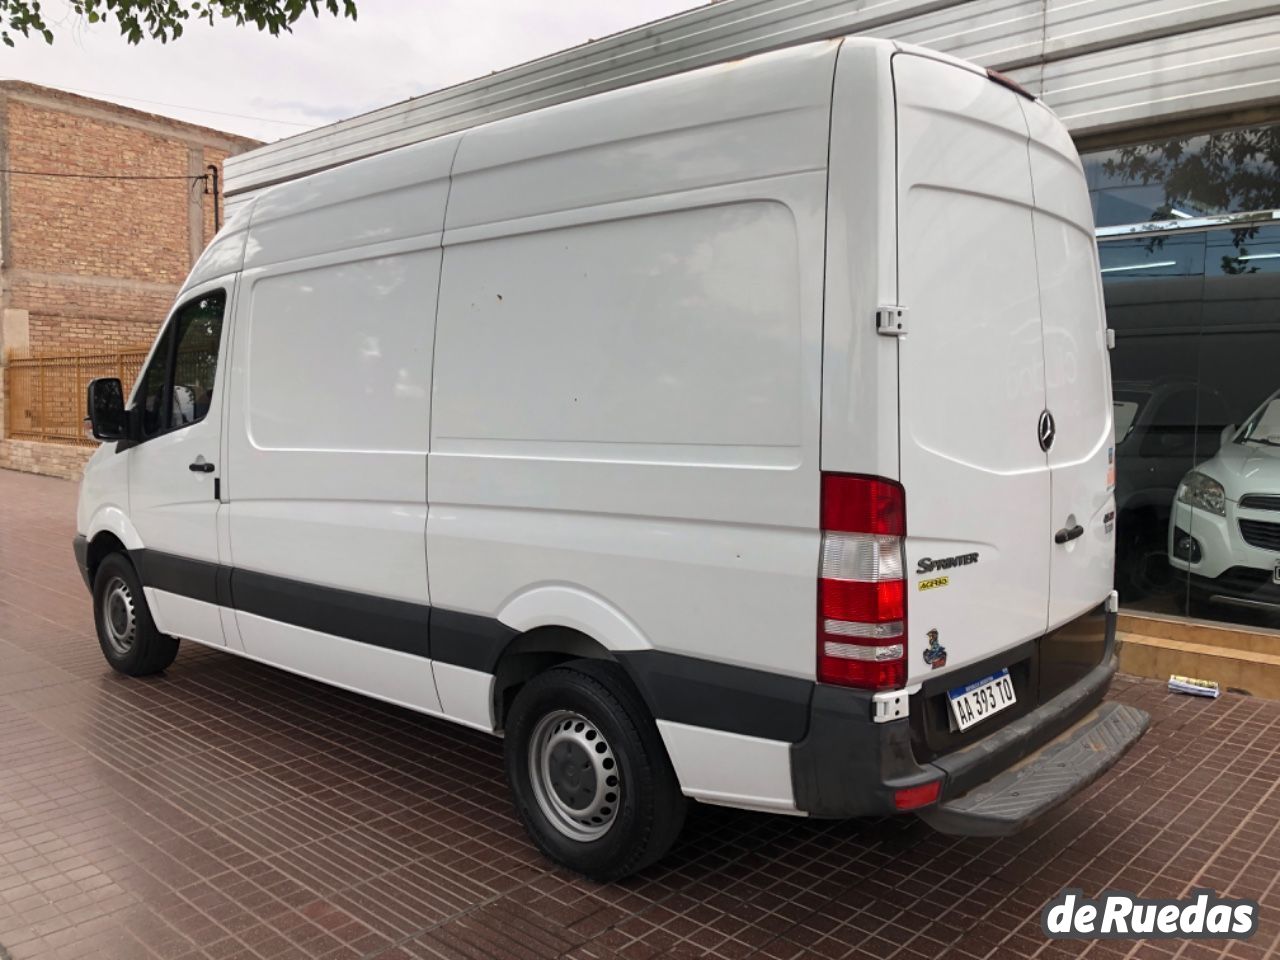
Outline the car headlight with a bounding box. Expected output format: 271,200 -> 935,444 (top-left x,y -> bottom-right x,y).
1177,471 -> 1227,517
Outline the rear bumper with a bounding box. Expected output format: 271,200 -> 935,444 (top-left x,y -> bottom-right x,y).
918,701 -> 1148,835
791,606 -> 1148,832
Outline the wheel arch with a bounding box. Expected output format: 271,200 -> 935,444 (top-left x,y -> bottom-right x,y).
490,585 -> 655,732
85,531 -> 130,585
85,506 -> 144,555
84,506 -> 144,585
490,626 -> 616,731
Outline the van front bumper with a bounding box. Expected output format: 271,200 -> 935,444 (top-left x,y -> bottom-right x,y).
790,607 -> 1149,834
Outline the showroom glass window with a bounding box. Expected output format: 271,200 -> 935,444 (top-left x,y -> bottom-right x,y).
1086,122 -> 1280,632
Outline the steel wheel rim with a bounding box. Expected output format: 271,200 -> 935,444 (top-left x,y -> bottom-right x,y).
100,576 -> 137,657
528,709 -> 620,842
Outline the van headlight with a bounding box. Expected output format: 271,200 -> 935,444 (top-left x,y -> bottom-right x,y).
1177,471 -> 1226,517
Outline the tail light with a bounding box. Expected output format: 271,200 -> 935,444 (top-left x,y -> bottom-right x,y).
818,474 -> 906,690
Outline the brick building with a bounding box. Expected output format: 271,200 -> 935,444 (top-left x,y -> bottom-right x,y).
0,81 -> 258,477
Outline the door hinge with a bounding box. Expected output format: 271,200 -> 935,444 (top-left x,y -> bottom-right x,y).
1106,328 -> 1116,350
876,305 -> 908,336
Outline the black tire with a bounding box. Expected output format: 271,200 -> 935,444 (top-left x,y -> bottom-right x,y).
92,552 -> 179,676
505,659 -> 686,881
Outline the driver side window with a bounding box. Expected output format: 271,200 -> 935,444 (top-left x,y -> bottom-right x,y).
135,290 -> 227,440
137,325 -> 174,439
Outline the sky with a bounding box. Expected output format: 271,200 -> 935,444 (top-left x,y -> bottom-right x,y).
1,0 -> 702,144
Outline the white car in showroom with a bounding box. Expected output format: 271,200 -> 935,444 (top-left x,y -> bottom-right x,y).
1170,389 -> 1280,615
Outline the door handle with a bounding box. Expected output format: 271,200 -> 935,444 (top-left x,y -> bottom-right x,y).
1054,524 -> 1084,545
188,459 -> 215,474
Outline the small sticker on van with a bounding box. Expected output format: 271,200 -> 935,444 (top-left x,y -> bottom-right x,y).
918,576 -> 950,592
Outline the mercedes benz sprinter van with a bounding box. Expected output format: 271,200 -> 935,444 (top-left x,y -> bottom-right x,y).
74,37 -> 1149,880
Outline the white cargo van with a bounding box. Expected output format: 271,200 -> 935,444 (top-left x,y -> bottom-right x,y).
75,37 -> 1148,879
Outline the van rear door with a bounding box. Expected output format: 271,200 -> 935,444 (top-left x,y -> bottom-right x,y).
1022,102 -> 1117,630
892,52 -> 1052,684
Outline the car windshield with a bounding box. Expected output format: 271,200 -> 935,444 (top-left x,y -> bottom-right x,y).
1236,392 -> 1280,447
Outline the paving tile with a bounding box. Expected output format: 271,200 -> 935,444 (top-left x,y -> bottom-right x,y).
1,467 -> 1279,960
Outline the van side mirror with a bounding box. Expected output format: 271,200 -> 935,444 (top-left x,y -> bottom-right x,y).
86,378 -> 128,441
1220,423 -> 1237,448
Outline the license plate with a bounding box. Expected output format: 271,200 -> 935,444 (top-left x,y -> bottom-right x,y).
947,668 -> 1017,732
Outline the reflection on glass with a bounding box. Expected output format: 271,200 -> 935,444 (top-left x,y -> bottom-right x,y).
1104,233 -> 1205,612
136,292 -> 225,437
1110,378 -> 1202,606
171,294 -> 225,428
1172,389 -> 1280,625
1190,224 -> 1280,629
1083,123 -> 1280,228
1113,400 -> 1140,441
1093,122 -> 1280,634
1104,218 -> 1280,633
137,325 -> 173,438
1207,227 -> 1280,277
1240,395 -> 1280,443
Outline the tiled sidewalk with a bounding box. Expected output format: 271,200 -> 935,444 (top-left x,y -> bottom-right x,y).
0,468 -> 1276,960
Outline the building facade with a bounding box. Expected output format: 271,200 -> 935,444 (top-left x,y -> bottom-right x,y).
0,81 -> 257,476
221,1 -> 1280,638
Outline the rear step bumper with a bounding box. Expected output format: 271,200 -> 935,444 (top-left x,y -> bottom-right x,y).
917,702 -> 1149,836
791,605 -> 1150,828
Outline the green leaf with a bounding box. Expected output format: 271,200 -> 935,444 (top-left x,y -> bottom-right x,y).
2,0 -> 359,45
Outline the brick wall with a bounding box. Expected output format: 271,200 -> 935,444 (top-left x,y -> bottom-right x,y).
6,99 -> 195,287
1,84 -> 258,353
9,275 -> 176,351
0,82 -> 258,476
0,438 -> 94,480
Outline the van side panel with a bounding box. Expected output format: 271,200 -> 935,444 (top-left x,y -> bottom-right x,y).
443,42 -> 841,232
429,43 -> 836,776
224,137 -> 460,715
180,200 -> 253,295
656,721 -> 799,813
435,203 -> 802,451
822,39 -> 901,478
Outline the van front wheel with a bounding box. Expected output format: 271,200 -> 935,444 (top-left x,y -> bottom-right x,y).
92,553 -> 179,676
505,661 -> 686,880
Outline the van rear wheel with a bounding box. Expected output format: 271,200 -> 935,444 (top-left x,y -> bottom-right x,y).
505,660 -> 686,880
92,553 -> 179,677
